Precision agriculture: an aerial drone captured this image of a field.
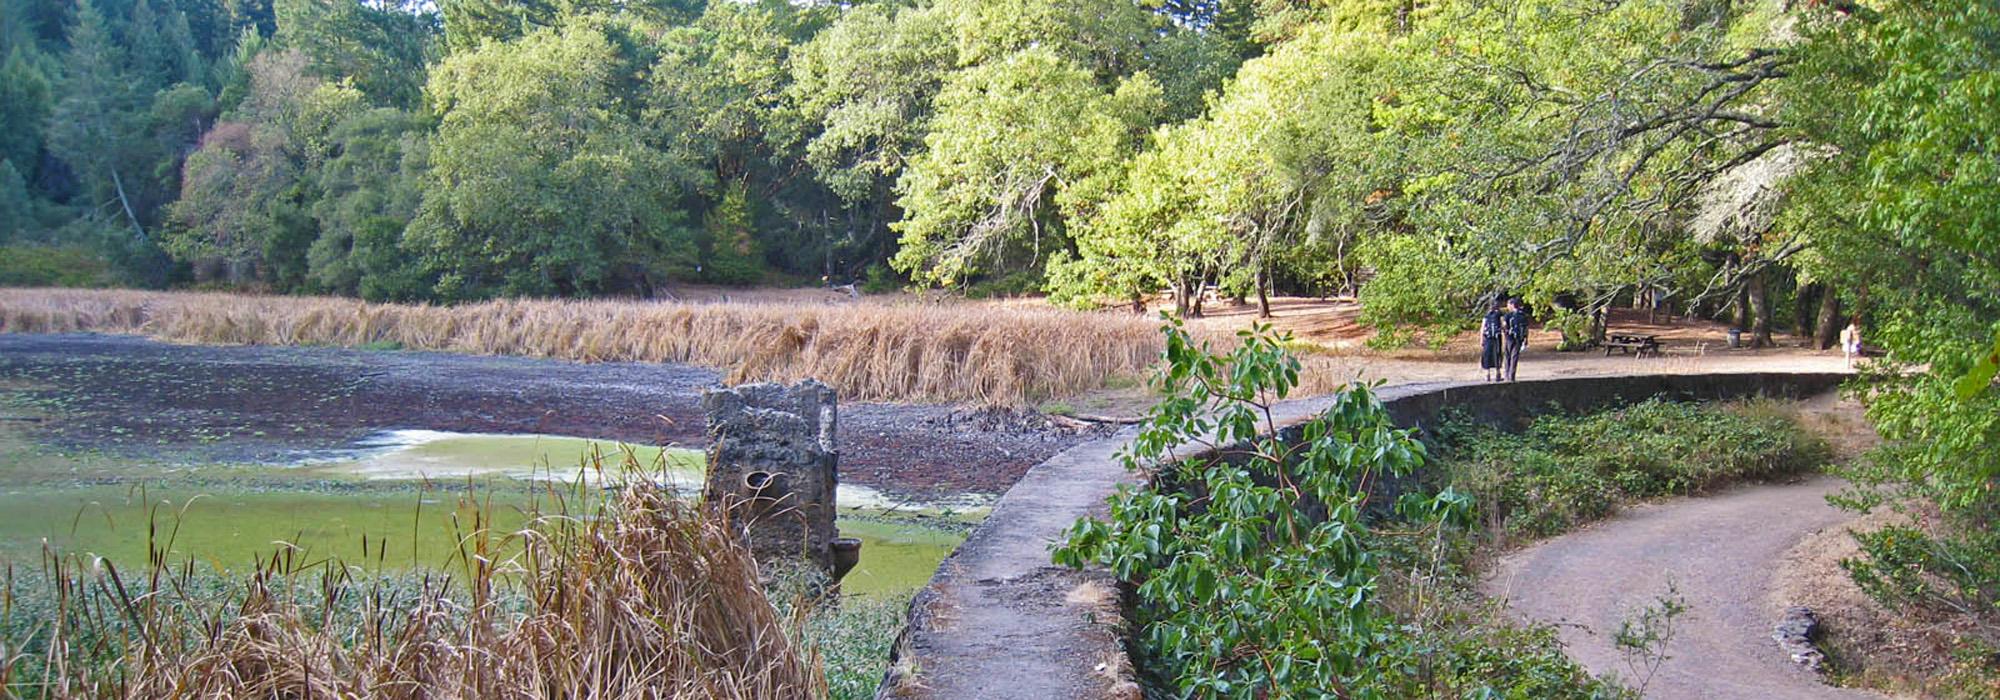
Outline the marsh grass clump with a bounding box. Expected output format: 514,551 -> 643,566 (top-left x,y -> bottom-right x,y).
0,447 -> 839,699
0,288 -> 1164,406
1433,398 -> 1832,540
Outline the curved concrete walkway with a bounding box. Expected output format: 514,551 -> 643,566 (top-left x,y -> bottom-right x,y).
1483,476 -> 1881,699
878,371 -> 1851,699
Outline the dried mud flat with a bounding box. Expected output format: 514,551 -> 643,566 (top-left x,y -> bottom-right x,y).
0,333 -> 1103,498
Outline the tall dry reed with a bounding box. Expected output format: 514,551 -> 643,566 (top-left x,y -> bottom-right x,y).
0,288 -> 1164,406
3,454 -> 826,699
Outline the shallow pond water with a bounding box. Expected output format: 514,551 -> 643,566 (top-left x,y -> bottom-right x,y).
0,429 -> 974,597
303,431 -> 709,482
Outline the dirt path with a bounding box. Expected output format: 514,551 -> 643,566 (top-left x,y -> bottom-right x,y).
1483,475 -> 1884,699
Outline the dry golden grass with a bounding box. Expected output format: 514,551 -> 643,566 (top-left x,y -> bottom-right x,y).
0,288 -> 1165,406
8,454 -> 827,699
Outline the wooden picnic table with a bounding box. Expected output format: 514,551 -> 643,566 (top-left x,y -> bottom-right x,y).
1602,332 -> 1661,357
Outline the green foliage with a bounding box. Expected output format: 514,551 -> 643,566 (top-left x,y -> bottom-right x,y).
788,3 -> 953,205
1056,320 -> 1620,697
0,159 -> 30,237
1433,399 -> 1830,539
409,19 -> 700,299
46,0 -> 133,209
890,47 -> 1159,287
1843,524 -> 2000,646
766,566 -> 914,700
695,181 -> 765,285
0,243 -> 118,286
1053,20 -> 1401,313
1782,0 -> 2000,659
858,262 -> 900,295
0,47 -> 51,173
1549,307 -> 1594,352
304,107 -> 432,298
1613,585 -> 1687,696
276,0 -> 435,108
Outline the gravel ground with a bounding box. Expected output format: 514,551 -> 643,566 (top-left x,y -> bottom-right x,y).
0,333 -> 1106,498
1483,474 -> 1885,700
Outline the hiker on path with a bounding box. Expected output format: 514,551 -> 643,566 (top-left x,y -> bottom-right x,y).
1502,297 -> 1529,382
1841,319 -> 1862,367
1479,299 -> 1505,382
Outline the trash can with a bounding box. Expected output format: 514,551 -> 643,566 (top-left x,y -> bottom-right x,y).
1727,329 -> 1742,348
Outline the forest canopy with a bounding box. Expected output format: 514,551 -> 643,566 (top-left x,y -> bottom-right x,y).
0,0 -> 1988,352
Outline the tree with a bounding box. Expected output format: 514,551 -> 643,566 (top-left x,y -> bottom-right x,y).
409,19 -> 703,299
46,0 -> 137,223
127,0 -> 204,89
1343,0 -> 1797,335
890,47 -> 1159,287
0,159 -> 31,237
788,3 -> 954,206
0,46 -> 51,179
165,120 -> 307,283
276,0 -> 437,107
1782,0 -> 2000,649
304,107 -> 430,298
163,50 -> 320,286
1052,21 -> 1401,316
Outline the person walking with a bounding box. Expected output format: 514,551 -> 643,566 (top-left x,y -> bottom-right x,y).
1502,297 -> 1529,382
1479,299 -> 1505,381
1841,318 -> 1862,367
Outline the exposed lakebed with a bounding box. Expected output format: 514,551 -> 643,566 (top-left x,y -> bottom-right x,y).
0,333 -> 1079,596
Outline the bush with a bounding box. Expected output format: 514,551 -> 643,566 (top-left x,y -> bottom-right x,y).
1433,399 -> 1831,539
1549,307 -> 1594,351
859,263 -> 902,294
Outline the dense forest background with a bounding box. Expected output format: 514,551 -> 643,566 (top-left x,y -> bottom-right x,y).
0,0 -> 1989,350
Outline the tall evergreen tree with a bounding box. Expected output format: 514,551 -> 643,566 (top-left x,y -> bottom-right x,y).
46,0 -> 137,219
0,46 -> 51,176
0,158 -> 30,237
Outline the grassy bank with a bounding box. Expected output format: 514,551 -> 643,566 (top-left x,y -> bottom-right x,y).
0,462 -> 906,699
0,288 -> 1164,406
1431,398 -> 1833,541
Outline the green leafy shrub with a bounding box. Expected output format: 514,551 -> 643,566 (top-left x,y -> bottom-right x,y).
1056,318 -> 1623,698
1549,307 -> 1594,351
859,263 -> 902,294
1434,399 -> 1831,540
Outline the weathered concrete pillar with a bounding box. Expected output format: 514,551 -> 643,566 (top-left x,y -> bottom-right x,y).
700,380 -> 859,582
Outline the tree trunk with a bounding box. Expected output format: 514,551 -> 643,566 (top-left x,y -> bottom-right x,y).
1590,302 -> 1608,344
1793,283 -> 1819,338
1174,277 -> 1194,318
1748,268 -> 1775,348
1256,264 -> 1272,319
1733,285 -> 1750,331
1190,271 -> 1208,318
1815,289 -> 1843,350
110,167 -> 147,242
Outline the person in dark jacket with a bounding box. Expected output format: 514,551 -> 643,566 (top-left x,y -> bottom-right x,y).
1502,297 -> 1530,381
1479,299 -> 1505,381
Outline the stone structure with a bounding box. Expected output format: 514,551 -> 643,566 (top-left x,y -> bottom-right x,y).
1772,605 -> 1828,672
701,380 -> 859,582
